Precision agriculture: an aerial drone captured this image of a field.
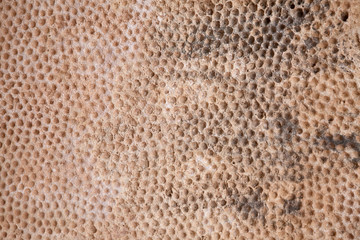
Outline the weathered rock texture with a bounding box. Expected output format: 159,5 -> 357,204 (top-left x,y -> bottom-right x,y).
1,0 -> 360,239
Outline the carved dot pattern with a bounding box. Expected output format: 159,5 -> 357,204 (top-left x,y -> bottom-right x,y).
1,0 -> 360,239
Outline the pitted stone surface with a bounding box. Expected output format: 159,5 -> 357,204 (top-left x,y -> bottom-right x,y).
1,0 -> 360,239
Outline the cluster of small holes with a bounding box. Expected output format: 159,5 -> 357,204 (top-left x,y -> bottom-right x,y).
1,0 -> 360,239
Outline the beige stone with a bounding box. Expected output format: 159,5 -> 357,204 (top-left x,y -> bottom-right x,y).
1,0 -> 360,239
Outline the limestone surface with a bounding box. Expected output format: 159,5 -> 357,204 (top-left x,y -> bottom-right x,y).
1,0 -> 360,239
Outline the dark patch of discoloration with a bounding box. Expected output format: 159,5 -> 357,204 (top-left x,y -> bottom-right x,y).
304,37 -> 319,49
321,134 -> 360,151
284,198 -> 302,214
273,116 -> 299,144
268,111 -> 305,182
351,158 -> 360,167
316,132 -> 360,168
237,192 -> 264,214
223,186 -> 267,225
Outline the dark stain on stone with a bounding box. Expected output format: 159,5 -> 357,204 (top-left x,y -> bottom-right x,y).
273,116 -> 299,144
284,198 -> 302,214
317,132 -> 360,168
238,193 -> 264,214
322,133 -> 360,152
223,186 -> 266,224
304,37 -> 319,49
